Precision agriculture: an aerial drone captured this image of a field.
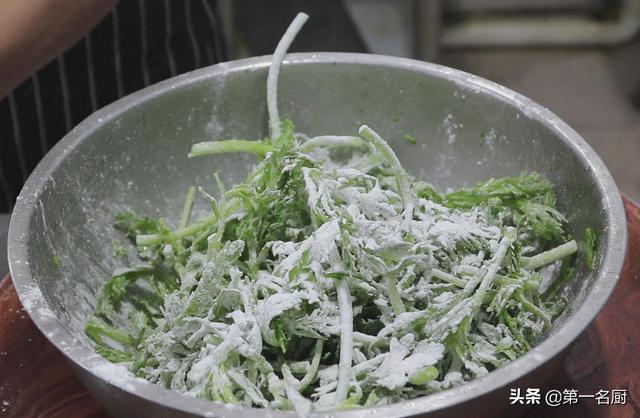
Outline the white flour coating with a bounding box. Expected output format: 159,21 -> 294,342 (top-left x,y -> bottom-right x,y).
91,361 -> 138,392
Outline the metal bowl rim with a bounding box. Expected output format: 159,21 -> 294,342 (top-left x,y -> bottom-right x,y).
8,52 -> 627,417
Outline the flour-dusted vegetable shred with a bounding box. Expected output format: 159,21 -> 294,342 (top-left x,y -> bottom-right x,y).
85,12 -> 579,414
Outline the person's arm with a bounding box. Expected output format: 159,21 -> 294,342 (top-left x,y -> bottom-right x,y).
0,0 -> 118,98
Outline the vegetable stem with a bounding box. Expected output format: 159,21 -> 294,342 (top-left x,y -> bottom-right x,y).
517,291 -> 552,330
385,275 -> 406,315
189,140 -> 273,158
179,186 -> 196,229
432,268 -> 466,287
471,235 -> 512,308
297,339 -> 324,391
299,136 -> 364,152
521,240 -> 577,270
457,265 -> 540,291
335,279 -> 353,403
358,125 -> 415,211
136,213 -> 217,246
267,12 -> 309,138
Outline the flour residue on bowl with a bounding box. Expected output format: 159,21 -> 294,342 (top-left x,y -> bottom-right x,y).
91,361 -> 139,392
442,113 -> 461,145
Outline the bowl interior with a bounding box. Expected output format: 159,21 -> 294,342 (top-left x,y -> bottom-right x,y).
10,54 -> 624,415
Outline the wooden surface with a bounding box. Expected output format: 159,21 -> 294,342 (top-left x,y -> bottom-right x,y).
1,199 -> 639,418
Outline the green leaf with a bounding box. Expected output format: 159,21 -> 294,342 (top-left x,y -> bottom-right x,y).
85,316 -> 133,362
584,227 -> 598,271
52,255 -> 62,269
444,172 -> 553,209
514,200 -> 566,242
403,134 -> 417,144
414,181 -> 444,203
115,211 -> 162,239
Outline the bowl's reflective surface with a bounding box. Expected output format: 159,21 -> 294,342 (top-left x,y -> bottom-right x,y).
9,53 -> 626,417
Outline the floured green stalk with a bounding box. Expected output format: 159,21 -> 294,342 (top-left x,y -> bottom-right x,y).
86,12 -> 580,414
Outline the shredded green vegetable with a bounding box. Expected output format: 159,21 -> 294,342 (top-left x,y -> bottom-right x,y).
85,12 -> 584,414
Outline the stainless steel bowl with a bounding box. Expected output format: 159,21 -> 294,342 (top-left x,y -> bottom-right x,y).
8,53 -> 627,417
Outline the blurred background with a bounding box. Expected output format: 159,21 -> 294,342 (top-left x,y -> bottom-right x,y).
2,0 -> 640,274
